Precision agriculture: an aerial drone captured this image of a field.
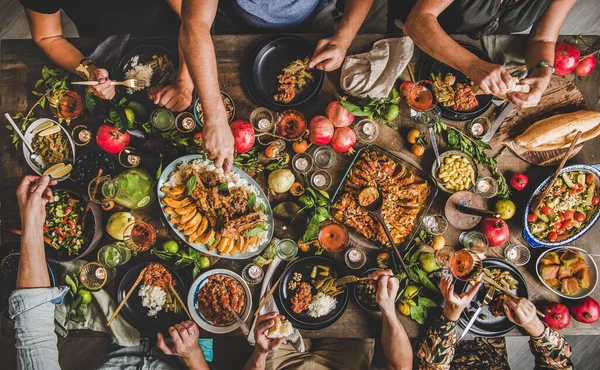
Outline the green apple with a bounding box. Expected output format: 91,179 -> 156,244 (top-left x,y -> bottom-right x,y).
495,199 -> 516,220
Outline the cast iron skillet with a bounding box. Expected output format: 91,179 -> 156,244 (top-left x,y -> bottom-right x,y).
244,35 -> 325,111
419,43 -> 493,121
117,262 -> 190,337
454,258 -> 528,337
274,256 -> 349,330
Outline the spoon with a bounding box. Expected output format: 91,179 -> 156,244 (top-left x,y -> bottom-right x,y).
358,186 -> 414,281
4,113 -> 41,165
214,279 -> 250,335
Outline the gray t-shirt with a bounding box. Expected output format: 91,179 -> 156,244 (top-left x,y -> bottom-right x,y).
233,0 -> 325,29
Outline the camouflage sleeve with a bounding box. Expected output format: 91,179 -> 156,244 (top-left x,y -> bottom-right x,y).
529,325 -> 573,370
417,313 -> 457,370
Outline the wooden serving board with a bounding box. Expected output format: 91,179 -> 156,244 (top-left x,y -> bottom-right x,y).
489,75 -> 588,166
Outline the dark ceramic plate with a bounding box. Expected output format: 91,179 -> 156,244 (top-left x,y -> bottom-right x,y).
455,258 -> 528,337
244,35 -> 324,111
275,256 -> 349,330
353,268 -> 380,312
117,263 -> 190,336
117,45 -> 176,96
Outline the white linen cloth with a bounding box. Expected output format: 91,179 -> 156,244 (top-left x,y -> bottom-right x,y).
247,256 -> 305,352
340,37 -> 414,99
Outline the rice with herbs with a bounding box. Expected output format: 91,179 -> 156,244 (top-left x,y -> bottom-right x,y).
139,284 -> 166,317
307,293 -> 337,318
125,55 -> 153,93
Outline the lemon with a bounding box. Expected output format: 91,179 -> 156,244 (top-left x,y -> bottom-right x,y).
32,121 -> 57,135
124,107 -> 135,126
38,125 -> 61,136
403,284 -> 419,299
137,196 -> 151,208
43,163 -> 72,178
432,235 -> 445,251
399,301 -> 411,316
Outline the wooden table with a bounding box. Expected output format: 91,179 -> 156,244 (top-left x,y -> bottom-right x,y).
2,34 -> 600,340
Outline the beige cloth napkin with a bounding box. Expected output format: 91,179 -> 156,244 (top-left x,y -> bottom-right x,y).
340,37 -> 414,99
54,259 -> 141,346
247,256 -> 305,352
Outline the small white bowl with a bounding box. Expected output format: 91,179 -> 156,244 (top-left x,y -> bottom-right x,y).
23,118 -> 75,181
536,246 -> 598,299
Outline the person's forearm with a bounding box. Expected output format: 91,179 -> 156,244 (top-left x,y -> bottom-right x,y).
382,312 -> 412,370
180,20 -> 227,127
404,13 -> 478,77
183,348 -> 211,370
335,0 -> 374,45
525,40 -> 556,69
35,36 -> 85,74
242,349 -> 268,370
17,226 -> 50,289
176,26 -> 194,88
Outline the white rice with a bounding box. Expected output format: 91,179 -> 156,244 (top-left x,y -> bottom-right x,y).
165,158 -> 269,251
138,284 -> 166,317
307,293 -> 337,318
125,56 -> 153,93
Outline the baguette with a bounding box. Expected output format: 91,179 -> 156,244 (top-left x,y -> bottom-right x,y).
515,110 -> 600,151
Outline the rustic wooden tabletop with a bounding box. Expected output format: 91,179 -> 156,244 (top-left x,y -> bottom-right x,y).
1,34 -> 599,340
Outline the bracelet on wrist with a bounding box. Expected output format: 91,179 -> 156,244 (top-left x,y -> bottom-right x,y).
527,61 -> 555,76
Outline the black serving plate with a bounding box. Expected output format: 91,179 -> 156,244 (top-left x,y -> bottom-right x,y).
244,35 -> 324,111
353,268 -> 380,312
419,43 -> 493,121
455,258 -> 528,337
274,256 -> 349,330
116,44 -> 177,98
117,263 -> 190,336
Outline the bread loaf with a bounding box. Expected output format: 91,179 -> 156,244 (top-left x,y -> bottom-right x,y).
515,110 -> 600,151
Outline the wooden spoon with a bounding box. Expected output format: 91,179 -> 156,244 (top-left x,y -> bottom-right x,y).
530,131 -> 582,214
107,267 -> 147,326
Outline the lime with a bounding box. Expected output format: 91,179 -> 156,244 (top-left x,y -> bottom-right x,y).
384,105 -> 400,121
419,252 -> 440,273
124,107 -> 136,126
163,240 -> 179,254
137,196 -> 151,208
199,256 -> 210,269
403,284 -> 419,299
32,121 -> 57,135
78,289 -> 92,305
38,125 -> 62,136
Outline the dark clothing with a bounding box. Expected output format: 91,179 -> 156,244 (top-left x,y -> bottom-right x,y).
437,0 -> 552,35
19,0 -> 181,38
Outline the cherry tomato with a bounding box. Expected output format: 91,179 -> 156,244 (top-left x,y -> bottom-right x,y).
64,206 -> 72,216
563,210 -> 574,221
552,223 -> 562,231
592,196 -> 600,206
541,206 -> 553,215
569,187 -> 579,195
557,229 -> 566,236
559,213 -> 565,222
553,187 -> 563,196
574,212 -> 586,222
562,220 -> 572,229
548,232 -> 558,242
578,183 -> 585,191
527,213 -> 538,223
586,173 -> 594,185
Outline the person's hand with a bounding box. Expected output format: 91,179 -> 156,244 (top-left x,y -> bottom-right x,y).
157,321 -> 204,363
372,269 -> 400,317
88,68 -> 115,100
440,275 -> 482,321
254,312 -> 286,355
153,80 -> 194,112
466,59 -> 515,95
16,176 -> 57,230
202,116 -> 235,174
508,67 -> 552,109
504,297 -> 545,337
309,35 -> 351,71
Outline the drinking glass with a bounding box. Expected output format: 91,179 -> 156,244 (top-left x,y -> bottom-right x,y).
459,231 -> 489,255
249,107 -> 275,133
313,146 -> 336,169
48,88 -> 84,120
311,170 -> 332,190
504,244 -> 531,266
354,118 -> 379,143
276,239 -> 298,261
150,109 -> 176,131
97,242 -> 132,268
123,221 -> 157,253
448,249 -> 482,282
71,125 -> 92,146
422,214 -> 448,235
345,248 -> 367,270
118,147 -> 141,168
79,262 -> 116,291
292,152 -> 313,174
407,80 -> 438,126
474,177 -> 499,198
318,220 -> 350,252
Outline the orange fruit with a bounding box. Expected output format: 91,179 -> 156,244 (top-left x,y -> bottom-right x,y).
411,144 -> 425,157
293,140 -> 309,154
101,200 -> 115,211
407,129 -> 420,144
264,144 -> 280,158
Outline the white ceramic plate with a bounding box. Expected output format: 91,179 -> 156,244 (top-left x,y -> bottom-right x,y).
23,118 -> 75,181
536,246 -> 598,299
187,269 -> 252,334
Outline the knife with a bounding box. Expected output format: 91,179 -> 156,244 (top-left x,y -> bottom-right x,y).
459,286 -> 496,341
481,102 -> 515,143
456,201 -> 501,219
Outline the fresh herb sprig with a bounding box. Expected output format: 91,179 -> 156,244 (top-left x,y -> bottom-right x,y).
433,121 -> 510,198
297,178 -> 331,243
64,274 -> 92,324
151,246 -> 209,280
340,88 -> 401,128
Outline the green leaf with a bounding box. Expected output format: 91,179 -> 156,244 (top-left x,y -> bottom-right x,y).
192,265 -> 201,280
186,176 -> 197,196
109,107 -> 128,133
151,248 -> 175,260
248,192 -> 256,210
32,90 -> 43,97
447,130 -> 459,146
257,202 -> 267,213
418,296 -> 437,310
410,305 -> 425,324
218,183 -> 229,194
416,269 -> 438,292
127,101 -> 147,118
188,247 -> 200,260
246,226 -> 264,237
340,99 -> 372,117
302,215 -> 321,241
408,266 -> 420,282
174,259 -> 193,269
65,275 -> 77,296
155,156 -> 163,180
118,97 -> 128,106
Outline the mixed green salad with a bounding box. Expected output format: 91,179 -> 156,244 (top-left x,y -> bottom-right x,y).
527,171 -> 599,243
44,190 -> 86,255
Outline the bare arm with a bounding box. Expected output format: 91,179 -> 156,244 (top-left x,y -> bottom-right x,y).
309,0 -> 374,71
242,313 -> 285,370
180,0 -> 234,173
509,0 -> 576,108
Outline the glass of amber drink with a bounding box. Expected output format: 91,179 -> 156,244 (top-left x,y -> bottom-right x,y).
448,249 -> 482,281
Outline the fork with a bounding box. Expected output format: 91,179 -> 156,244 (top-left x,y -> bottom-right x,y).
335,275 -> 372,286
71,79 -> 145,88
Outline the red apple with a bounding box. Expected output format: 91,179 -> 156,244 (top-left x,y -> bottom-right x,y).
575,54 -> 597,77
96,124 -> 130,154
554,43 -> 580,75
479,217 -> 509,247
570,297 -> 600,324
541,302 -> 571,330
308,116 -> 335,145
326,101 -> 354,128
229,120 -> 255,153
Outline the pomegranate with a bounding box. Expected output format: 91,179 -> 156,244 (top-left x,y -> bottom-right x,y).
229,120 -> 255,153
325,101 -> 354,128
570,297 -> 600,324
96,124 -> 131,154
479,217 -> 509,247
330,127 -> 356,153
575,54 -> 597,77
541,302 -> 571,330
554,43 -> 580,75
308,116 -> 335,145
